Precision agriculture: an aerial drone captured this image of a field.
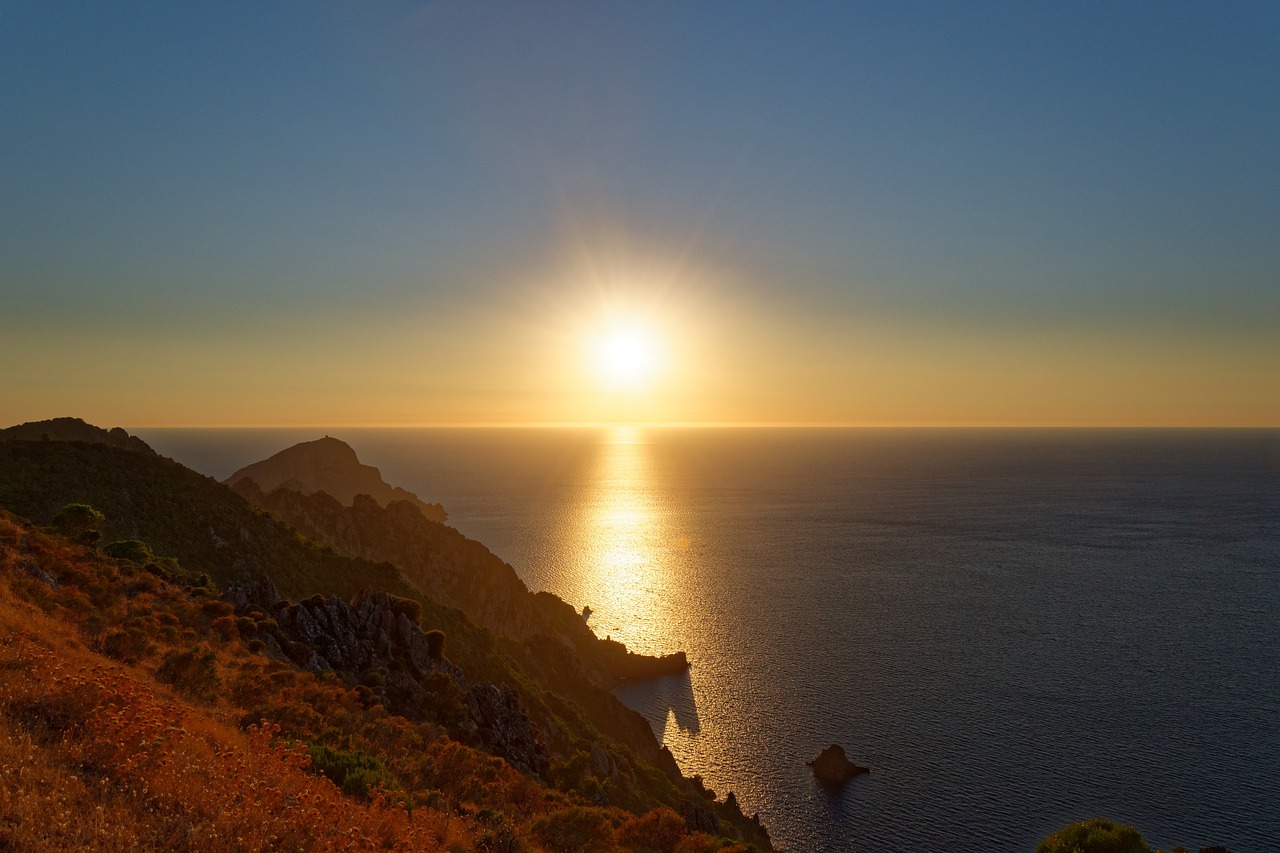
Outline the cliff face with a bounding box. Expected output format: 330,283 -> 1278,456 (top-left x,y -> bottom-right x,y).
225,436 -> 446,522
227,578 -> 550,777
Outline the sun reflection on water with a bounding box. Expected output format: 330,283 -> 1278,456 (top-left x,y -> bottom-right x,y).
574,426 -> 673,656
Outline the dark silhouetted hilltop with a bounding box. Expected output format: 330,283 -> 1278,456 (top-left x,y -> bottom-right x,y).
226,436 -> 446,521
1,416 -> 155,454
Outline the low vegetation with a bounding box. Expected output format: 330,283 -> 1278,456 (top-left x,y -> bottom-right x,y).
1036,817 -> 1232,853
0,511 -> 757,851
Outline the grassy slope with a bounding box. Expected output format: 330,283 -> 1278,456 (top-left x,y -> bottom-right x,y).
0,512 -> 759,853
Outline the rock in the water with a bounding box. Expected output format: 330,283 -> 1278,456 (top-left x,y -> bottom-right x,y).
807,744 -> 869,786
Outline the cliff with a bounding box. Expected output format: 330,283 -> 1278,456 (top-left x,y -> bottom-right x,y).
226,436 -> 446,521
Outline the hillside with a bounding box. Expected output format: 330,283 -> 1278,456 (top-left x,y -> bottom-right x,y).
226,436 -> 446,522
0,427 -> 772,849
0,511 -> 750,852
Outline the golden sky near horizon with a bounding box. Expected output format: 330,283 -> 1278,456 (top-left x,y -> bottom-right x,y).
4,247 -> 1277,429
4,6 -> 1280,429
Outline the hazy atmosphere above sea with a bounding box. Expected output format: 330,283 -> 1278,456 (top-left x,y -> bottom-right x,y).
3,1 -> 1278,428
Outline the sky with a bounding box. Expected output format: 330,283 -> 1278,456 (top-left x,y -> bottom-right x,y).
2,1 -> 1278,426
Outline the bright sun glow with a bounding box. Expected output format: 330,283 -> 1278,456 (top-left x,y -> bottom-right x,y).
595,325 -> 660,389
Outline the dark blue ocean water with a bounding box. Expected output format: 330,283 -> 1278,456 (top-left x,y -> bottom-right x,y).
136,427 -> 1280,852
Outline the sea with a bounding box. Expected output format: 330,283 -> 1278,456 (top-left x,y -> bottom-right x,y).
134,427 -> 1280,853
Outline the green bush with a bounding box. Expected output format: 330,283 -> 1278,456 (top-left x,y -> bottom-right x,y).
104,539 -> 156,564
52,503 -> 105,539
305,743 -> 399,799
1037,818 -> 1151,853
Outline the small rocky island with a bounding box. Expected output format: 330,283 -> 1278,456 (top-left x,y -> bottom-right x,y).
808,744 -> 869,786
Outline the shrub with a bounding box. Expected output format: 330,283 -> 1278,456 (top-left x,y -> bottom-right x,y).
105,539 -> 156,564
52,503 -> 105,539
99,627 -> 152,663
425,628 -> 445,660
617,807 -> 688,853
533,806 -> 617,853
389,594 -> 422,625
1037,818 -> 1151,853
305,743 -> 399,799
156,646 -> 221,704
201,599 -> 235,619
211,615 -> 238,641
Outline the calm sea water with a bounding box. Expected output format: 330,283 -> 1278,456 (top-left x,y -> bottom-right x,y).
136,427 -> 1280,853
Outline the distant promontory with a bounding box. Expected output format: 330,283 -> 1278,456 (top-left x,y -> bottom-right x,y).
225,435 -> 446,522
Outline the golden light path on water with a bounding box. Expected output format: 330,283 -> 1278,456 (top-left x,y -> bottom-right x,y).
561,427 -> 716,771
572,426 -> 673,654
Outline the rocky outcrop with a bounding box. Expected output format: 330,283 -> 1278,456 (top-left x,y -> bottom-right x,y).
0,417 -> 155,455
807,744 -> 869,786
466,682 -> 549,776
224,579 -> 550,777
226,580 -> 463,691
226,437 -> 445,521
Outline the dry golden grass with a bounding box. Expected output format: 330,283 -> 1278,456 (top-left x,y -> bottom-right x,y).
0,607 -> 462,852
0,512 -> 749,853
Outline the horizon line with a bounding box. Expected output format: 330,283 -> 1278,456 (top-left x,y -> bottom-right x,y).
120,421 -> 1280,430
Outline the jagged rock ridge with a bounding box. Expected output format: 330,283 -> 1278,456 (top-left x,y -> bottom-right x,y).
226,436 -> 445,522
225,576 -> 550,776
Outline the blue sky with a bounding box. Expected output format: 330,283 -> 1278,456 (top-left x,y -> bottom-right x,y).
2,1 -> 1278,425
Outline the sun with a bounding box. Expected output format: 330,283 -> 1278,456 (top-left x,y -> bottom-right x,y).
594,325 -> 660,389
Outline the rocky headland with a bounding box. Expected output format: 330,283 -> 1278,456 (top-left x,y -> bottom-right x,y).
228,437 -> 690,688
227,435 -> 446,522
